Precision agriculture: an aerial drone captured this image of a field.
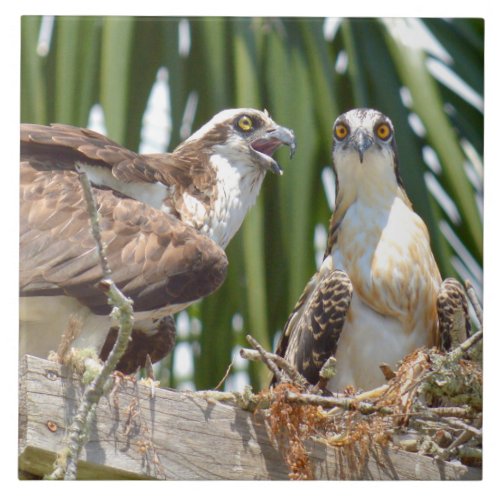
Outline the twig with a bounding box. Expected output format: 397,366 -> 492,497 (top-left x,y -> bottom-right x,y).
457,446 -> 482,461
193,390 -> 241,404
284,390 -> 393,415
447,328 -> 483,364
193,388 -> 269,411
245,335 -> 283,384
440,417 -> 482,437
426,406 -> 477,419
213,360 -> 234,391
239,347 -> 308,386
353,384 -> 390,401
439,430 -> 475,461
465,280 -> 483,328
47,170 -> 134,480
76,167 -> 112,279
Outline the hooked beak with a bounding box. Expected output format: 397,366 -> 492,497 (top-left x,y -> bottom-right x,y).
251,126 -> 296,175
352,129 -> 373,163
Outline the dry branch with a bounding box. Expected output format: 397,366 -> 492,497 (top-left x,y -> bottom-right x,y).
240,347 -> 308,386
245,335 -> 284,384
47,169 -> 134,480
284,390 -> 393,415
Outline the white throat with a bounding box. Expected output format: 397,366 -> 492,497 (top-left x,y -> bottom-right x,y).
335,149 -> 399,209
204,153 -> 265,248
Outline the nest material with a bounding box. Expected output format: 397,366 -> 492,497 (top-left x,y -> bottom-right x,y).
253,330 -> 483,479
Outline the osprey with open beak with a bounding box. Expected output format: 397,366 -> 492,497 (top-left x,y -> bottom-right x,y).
20,108 -> 296,373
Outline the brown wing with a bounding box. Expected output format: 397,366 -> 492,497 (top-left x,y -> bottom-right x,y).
437,278 -> 471,351
274,266 -> 353,385
21,123 -> 198,189
20,165 -> 228,315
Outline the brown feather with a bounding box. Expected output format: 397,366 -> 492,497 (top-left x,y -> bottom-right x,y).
20,165 -> 228,315
274,266 -> 353,385
437,278 -> 471,350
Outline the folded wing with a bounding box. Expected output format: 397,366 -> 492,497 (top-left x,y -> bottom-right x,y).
20,166 -> 228,315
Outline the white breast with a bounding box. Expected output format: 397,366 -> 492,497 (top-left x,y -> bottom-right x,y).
327,294 -> 428,391
329,196 -> 440,391
202,153 -> 265,248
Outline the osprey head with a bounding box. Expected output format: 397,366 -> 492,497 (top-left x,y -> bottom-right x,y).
331,108 -> 403,198
332,108 -> 396,164
179,108 -> 296,175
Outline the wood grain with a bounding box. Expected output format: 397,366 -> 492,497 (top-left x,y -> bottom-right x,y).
18,355 -> 481,480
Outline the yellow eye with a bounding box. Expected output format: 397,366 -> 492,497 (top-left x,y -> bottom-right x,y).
376,123 -> 391,140
334,123 -> 349,140
237,115 -> 253,132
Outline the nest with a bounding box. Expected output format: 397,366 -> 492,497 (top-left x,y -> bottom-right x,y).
238,324 -> 482,480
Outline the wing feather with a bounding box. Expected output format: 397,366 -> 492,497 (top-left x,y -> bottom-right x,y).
437,277 -> 471,351
21,123 -> 200,190
274,260 -> 353,385
20,166 -> 228,315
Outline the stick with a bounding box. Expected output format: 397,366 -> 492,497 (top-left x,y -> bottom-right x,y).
447,328 -> 483,364
439,430 -> 475,461
284,390 -> 393,415
76,167 -> 113,279
47,170 -> 134,480
440,417 -> 482,437
426,406 -> 477,419
192,388 -> 268,411
245,335 -> 283,384
239,348 -> 308,387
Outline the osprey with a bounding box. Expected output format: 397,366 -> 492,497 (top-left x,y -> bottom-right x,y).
20,108 -> 296,373
274,108 -> 469,392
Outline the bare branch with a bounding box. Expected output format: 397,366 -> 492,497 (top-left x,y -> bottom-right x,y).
427,406 -> 477,419
439,430 -> 475,461
239,347 -> 308,387
76,167 -> 112,279
284,390 -> 393,415
447,328 -> 483,364
47,170 -> 134,480
245,335 -> 283,384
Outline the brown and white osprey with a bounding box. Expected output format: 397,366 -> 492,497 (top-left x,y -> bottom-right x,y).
20,108 -> 296,373
274,108 -> 469,392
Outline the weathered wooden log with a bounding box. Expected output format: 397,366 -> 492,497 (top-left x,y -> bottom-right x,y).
18,355 -> 481,480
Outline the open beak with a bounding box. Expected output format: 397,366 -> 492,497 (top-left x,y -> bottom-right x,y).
352,129 -> 373,163
251,126 -> 296,175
